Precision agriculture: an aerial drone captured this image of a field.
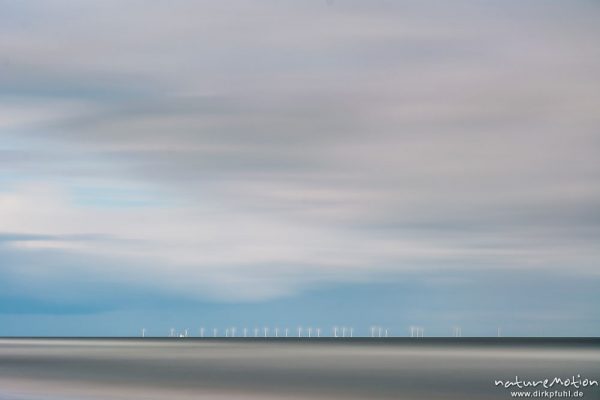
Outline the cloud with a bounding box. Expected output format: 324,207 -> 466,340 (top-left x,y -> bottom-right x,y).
0,0 -> 599,305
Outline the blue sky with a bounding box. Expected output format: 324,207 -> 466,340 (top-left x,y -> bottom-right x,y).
1,0 -> 599,336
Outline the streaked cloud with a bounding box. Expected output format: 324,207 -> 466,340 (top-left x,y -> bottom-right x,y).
0,1 -> 599,330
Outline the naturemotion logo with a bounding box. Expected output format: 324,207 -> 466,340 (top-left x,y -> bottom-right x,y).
494,375 -> 598,398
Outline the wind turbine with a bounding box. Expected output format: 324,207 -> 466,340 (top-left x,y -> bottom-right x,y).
285,328 -> 289,337
497,327 -> 501,337
141,328 -> 145,338
170,328 -> 175,338
264,327 -> 269,337
200,327 -> 205,338
411,326 -> 423,338
308,327 -> 312,338
275,327 -> 279,338
350,327 -> 353,338
213,328 -> 218,337
243,328 -> 248,338
298,326 -> 303,337
453,326 -> 461,337
254,327 -> 259,337
333,326 -> 338,338
371,326 -> 376,338
317,328 -> 321,337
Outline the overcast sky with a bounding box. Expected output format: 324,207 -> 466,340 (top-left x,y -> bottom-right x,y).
1,0 -> 599,336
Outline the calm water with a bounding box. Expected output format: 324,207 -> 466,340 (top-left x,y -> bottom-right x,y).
0,338 -> 598,400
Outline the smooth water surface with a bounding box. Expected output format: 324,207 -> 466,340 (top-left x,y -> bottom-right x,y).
0,338 -> 598,399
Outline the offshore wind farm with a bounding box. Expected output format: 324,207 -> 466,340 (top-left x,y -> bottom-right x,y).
153,325 -> 493,338
129,323 -> 515,341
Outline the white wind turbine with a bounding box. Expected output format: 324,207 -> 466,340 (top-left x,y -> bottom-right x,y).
453,326 -> 462,337
410,326 -> 423,337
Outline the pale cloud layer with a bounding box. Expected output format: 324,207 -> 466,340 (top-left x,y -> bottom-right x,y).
1,1 -> 599,303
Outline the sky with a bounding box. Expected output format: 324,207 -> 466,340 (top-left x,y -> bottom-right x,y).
1,0 -> 599,337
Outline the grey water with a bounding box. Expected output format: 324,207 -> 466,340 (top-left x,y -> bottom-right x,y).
1,338 -> 599,400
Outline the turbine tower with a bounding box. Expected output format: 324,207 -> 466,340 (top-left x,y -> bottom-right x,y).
453,326 -> 462,337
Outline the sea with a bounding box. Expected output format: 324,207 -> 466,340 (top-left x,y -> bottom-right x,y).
0,338 -> 598,400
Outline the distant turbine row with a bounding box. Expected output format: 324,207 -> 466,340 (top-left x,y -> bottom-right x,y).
140,326 -> 503,338
167,326 -> 347,338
